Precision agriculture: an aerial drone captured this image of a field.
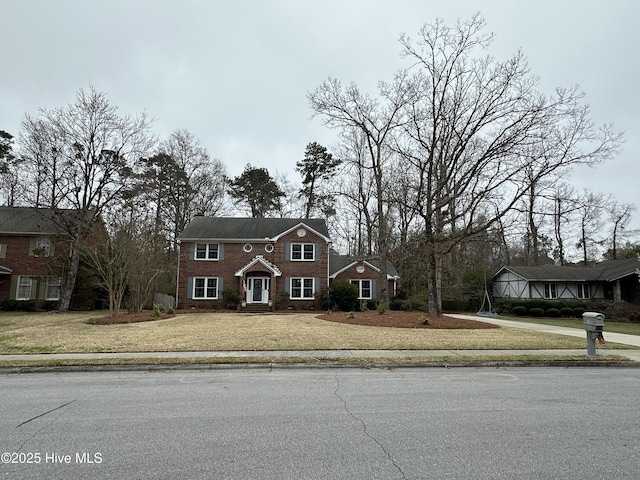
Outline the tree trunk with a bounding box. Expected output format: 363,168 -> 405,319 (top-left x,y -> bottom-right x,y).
59,239 -> 81,312
426,250 -> 441,316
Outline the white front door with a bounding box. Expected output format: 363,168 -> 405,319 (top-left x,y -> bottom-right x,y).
247,277 -> 269,304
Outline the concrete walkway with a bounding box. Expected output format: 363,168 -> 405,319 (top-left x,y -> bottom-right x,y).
449,313 -> 640,361
2,314 -> 640,365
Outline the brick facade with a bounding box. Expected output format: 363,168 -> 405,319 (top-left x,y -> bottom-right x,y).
177,221 -> 330,310
332,261 -> 396,301
0,233 -> 66,306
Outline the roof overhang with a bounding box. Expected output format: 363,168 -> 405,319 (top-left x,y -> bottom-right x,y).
235,255 -> 282,277
270,222 -> 332,243
330,259 -> 398,280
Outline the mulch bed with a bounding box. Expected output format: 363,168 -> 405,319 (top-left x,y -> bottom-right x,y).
87,309 -> 498,330
318,310 -> 500,329
86,311 -> 176,325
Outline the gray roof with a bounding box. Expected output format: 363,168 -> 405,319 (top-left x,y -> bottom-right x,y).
179,217 -> 330,241
495,258 -> 640,282
0,206 -> 74,234
329,253 -> 399,278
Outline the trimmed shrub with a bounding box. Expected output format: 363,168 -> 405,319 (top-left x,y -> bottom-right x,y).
512,306 -> 527,316
222,288 -> 241,309
560,307 -> 575,318
546,308 -> 561,318
400,293 -> 429,311
389,299 -> 403,311
329,280 -> 359,312
0,300 -> 36,312
529,307 -> 545,317
573,307 -> 586,318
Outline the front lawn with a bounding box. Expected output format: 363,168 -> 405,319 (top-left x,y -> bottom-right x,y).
0,310 -> 592,354
503,316 -> 640,336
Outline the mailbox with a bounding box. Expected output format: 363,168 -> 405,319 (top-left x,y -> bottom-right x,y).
582,312 -> 605,356
582,312 -> 605,332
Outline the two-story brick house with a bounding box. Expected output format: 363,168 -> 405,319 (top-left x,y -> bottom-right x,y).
0,207 -> 69,307
177,217 -> 331,310
177,216 -> 399,310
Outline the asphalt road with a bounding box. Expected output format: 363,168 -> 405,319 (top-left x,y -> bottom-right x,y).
1,367 -> 639,479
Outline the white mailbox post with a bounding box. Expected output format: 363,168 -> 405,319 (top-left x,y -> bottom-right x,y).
582,311 -> 605,356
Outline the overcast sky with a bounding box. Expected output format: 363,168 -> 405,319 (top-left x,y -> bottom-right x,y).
2,0 -> 638,226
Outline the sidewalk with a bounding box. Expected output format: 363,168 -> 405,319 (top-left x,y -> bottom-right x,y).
1,315 -> 640,366
449,314 -> 640,361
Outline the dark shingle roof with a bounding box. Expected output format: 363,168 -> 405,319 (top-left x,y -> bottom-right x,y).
495,258 -> 640,282
329,253 -> 399,278
0,207 -> 71,234
179,217 -> 330,241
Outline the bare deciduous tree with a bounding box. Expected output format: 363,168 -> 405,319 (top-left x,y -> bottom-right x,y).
308,72 -> 417,306
394,14 -> 622,315
18,86 -> 155,311
605,200 -> 636,260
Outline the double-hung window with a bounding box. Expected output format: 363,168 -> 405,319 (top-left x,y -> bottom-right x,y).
46,277 -> 62,301
193,277 -> 218,299
577,283 -> 590,299
30,237 -> 51,257
291,243 -> 314,261
290,278 -> 314,300
544,283 -> 557,299
350,279 -> 372,299
17,276 -> 33,300
195,243 -> 219,260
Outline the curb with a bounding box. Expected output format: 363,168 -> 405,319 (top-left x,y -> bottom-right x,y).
2,358 -> 638,374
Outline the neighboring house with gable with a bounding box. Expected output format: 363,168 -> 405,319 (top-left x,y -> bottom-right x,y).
329,253 -> 399,303
493,257 -> 640,304
176,216 -> 399,310
0,207 -> 69,308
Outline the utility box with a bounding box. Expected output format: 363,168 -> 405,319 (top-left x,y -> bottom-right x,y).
582,312 -> 605,356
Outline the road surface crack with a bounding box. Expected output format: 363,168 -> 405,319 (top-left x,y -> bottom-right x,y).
334,374 -> 407,479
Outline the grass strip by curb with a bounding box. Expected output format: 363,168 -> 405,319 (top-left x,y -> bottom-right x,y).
0,354 -> 634,371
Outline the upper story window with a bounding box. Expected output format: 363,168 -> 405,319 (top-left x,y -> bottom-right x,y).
544,283 -> 557,299
195,243 -> 219,260
291,243 -> 314,261
31,237 -> 51,257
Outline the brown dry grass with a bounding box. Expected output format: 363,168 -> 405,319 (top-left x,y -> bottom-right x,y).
0,310 -> 592,354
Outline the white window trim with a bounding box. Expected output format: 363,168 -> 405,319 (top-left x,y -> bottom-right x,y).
17,276 -> 33,300
291,243 -> 315,261
544,283 -> 557,299
350,279 -> 372,299
46,277 -> 62,301
577,283 -> 590,299
290,277 -> 315,300
195,243 -> 219,261
192,277 -> 219,299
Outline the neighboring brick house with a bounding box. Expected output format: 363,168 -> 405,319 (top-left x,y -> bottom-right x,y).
329,253 -> 399,303
177,216 -> 399,310
0,207 -> 69,307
